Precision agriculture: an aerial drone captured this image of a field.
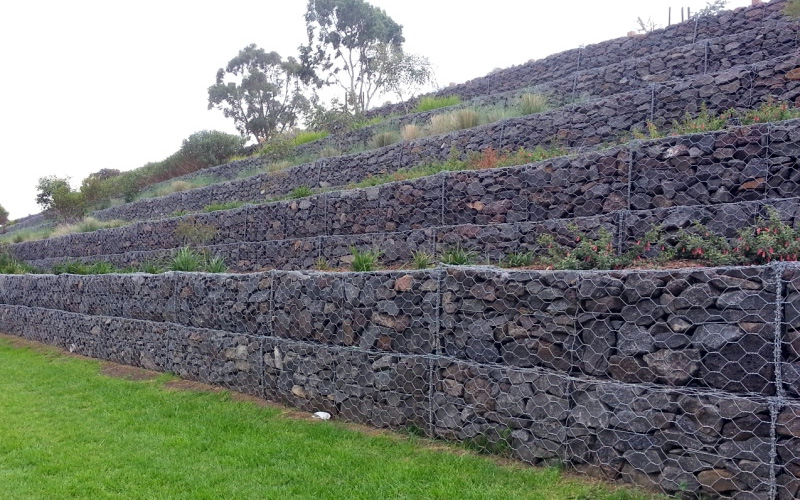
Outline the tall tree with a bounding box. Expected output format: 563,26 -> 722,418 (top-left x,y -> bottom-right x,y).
380,47 -> 435,111
208,45 -> 310,143
300,0 -> 405,113
0,204 -> 8,226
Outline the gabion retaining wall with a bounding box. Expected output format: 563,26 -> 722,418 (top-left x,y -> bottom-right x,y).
88,51 -> 800,224
1,263 -> 799,498
365,0 -> 790,118
13,118 -> 800,272
139,16 -> 799,193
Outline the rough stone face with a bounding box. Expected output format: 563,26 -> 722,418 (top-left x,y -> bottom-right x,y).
1,6 -> 798,496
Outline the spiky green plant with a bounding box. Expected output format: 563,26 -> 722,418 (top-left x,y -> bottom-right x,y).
501,251 -> 534,268
440,244 -> 477,265
170,247 -> 203,272
411,251 -> 434,270
205,256 -> 227,273
350,247 -> 382,272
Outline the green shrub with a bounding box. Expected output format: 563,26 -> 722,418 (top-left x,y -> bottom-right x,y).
415,95 -> 461,113
518,93 -> 550,115
740,98 -> 800,125
292,130 -> 329,146
671,103 -> 731,135
254,134 -> 296,159
350,247 -> 382,272
538,226 -> 661,270
440,245 -> 477,265
179,130 -> 245,168
370,131 -> 399,149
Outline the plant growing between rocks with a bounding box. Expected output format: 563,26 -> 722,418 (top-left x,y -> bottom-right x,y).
350,247 -> 382,272
411,250 -> 434,269
289,186 -> 314,199
440,244 -> 477,266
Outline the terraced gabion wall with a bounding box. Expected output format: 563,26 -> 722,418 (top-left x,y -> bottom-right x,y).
137,17 -> 799,193
89,51 -> 800,224
365,0 -> 790,118
12,118 -> 800,272
0,264 -> 799,498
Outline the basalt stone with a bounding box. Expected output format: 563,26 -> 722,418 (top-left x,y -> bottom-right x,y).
692,324 -> 745,351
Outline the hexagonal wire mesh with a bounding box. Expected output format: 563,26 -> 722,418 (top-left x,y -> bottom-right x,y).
3,262 -> 800,498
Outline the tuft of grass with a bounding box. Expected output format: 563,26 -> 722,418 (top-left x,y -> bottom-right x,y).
314,257 -> 330,271
205,256 -> 227,273
139,260 -> 165,274
501,251 -> 534,268
52,260 -> 121,275
350,116 -> 385,130
169,247 -> 203,272
370,131 -> 399,149
318,146 -> 341,158
428,113 -> 457,135
292,130 -> 329,146
440,244 -> 477,266
519,93 -> 551,115
453,109 -> 479,130
289,186 -> 314,199
203,201 -> 244,213
49,218 -> 125,239
350,247 -> 382,272
411,251 -> 434,270
0,226 -> 54,244
415,95 -> 461,112
0,248 -> 36,274
400,124 -> 424,142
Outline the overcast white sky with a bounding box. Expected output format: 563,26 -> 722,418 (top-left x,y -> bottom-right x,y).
0,0 -> 754,219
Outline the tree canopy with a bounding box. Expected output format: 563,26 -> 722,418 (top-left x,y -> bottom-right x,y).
208,44 -> 311,143
0,204 -> 8,226
300,0 -> 407,113
36,176 -> 86,222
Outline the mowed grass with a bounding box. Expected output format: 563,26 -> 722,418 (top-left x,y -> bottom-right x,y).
0,338 -> 655,500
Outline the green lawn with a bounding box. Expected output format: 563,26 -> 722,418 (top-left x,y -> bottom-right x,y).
0,337 -> 655,500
